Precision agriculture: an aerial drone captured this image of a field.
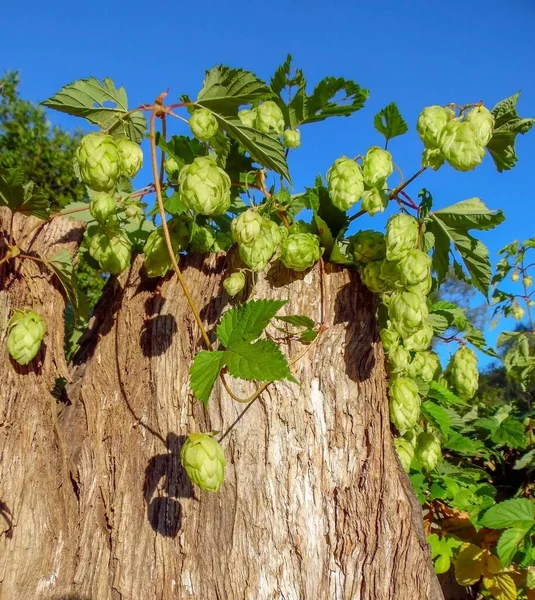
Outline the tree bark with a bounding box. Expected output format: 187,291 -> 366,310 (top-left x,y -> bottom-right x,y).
0,215 -> 444,600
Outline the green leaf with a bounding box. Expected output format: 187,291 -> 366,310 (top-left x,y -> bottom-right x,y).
300,77 -> 369,125
514,449 -> 535,471
189,350 -> 224,406
46,249 -> 89,320
329,236 -> 353,265
428,381 -> 467,407
277,314 -> 316,329
216,299 -> 287,348
480,499 -> 535,529
314,214 -> 334,254
373,102 -> 408,142
196,66 -> 273,114
491,417 -> 528,449
497,526 -> 532,568
302,179 -> 349,239
159,134 -> 207,169
487,92 -> 535,172
163,192 -> 187,215
57,200 -> 93,221
445,433 -> 487,457
422,400 -> 452,436
270,54 -> 293,95
432,199 -> 505,231
300,329 -> 318,344
223,339 -> 291,381
428,534 -> 463,575
41,77 -> 146,143
0,168 -> 50,220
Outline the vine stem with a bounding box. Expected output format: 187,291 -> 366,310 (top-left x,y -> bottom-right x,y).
389,166 -> 427,200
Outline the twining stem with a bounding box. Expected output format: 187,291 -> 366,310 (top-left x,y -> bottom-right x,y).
390,166 -> 427,199
159,115 -> 167,190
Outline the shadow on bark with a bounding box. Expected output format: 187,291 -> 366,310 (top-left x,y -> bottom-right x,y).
140,314 -> 178,357
0,500 -> 13,538
144,433 -> 194,538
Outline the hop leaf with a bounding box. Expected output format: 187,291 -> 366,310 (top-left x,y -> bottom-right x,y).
7,308 -> 46,365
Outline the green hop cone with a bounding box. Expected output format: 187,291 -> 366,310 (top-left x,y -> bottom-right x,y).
283,129 -> 301,148
255,101 -> 284,134
223,272 -> 246,297
326,157 -> 364,211
178,157 -> 231,216
7,308 -> 46,365
124,203 -> 143,221
116,138 -> 143,178
399,250 -> 432,286
385,213 -> 419,261
165,156 -> 180,182
361,260 -> 390,294
190,225 -> 215,253
380,259 -> 403,291
239,219 -> 280,272
238,108 -> 257,128
189,108 -> 218,141
403,323 -> 434,351
280,233 -> 322,272
362,147 -> 393,188
407,274 -> 433,296
511,303 -> 525,321
75,133 -> 122,192
143,218 -> 193,278
362,188 -> 388,216
387,345 -> 411,375
89,228 -> 132,275
89,192 -> 116,223
465,105 -> 494,147
524,275 -> 533,287
389,376 -> 421,433
511,270 -> 520,282
417,105 -> 455,149
415,432 -> 441,470
395,438 -> 415,472
407,351 -> 441,382
180,433 -> 226,492
438,120 -> 485,172
447,347 -> 478,400
388,291 -> 429,339
380,326 -> 400,352
349,230 -> 386,265
231,210 -> 265,246
421,148 -> 445,171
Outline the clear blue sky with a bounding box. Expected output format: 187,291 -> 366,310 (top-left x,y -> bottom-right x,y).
3,0 -> 535,364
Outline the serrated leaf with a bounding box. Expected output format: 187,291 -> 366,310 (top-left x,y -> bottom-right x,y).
480,499 -> 535,530
491,417 -> 528,449
314,214 -> 334,253
487,92 -> 535,172
223,339 -> 291,381
270,54 -> 293,95
189,350 -> 224,405
302,180 -> 349,239
514,449 -> 535,471
300,329 -> 318,344
445,433 -> 487,457
159,134 -> 207,169
428,381 -> 467,407
464,327 -> 499,358
42,77 -> 146,143
428,310 -> 454,334
216,299 -> 287,348
196,66 -> 273,114
433,199 -> 505,231
277,314 -> 316,329
373,102 -> 408,142
163,191 -> 187,215
300,77 -> 368,125
422,400 -> 452,436
0,168 -> 50,219
497,526 -> 531,568
46,249 -> 89,320
57,200 -> 94,221
329,237 -> 353,265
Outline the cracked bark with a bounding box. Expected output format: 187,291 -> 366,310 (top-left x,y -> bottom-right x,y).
0,212 -> 444,600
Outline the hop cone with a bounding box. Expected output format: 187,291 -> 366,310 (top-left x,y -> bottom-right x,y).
190,225 -> 216,253
239,219 -> 280,272
380,259 -> 404,291
238,108 -> 257,128
280,233 -> 322,272
144,218 -> 192,278
466,105 -> 494,146
283,129 -> 301,148
350,230 -> 386,265
76,133 -> 122,192
90,192 -> 116,223
255,101 -> 284,134
189,108 -> 218,141
422,148 -> 445,171
116,138 -> 143,178
385,213 -> 419,261
362,188 -> 388,216
7,308 -> 46,365
178,157 -> 231,215
395,438 -> 415,472
407,274 -> 433,297
362,147 -> 393,188
223,272 -> 246,297
415,432 -> 441,470
439,121 -> 485,172
361,260 -> 390,294
417,105 -> 454,149
388,345 -> 411,375
403,323 -> 434,351
399,250 -> 432,286
165,156 -> 180,182
180,433 -> 226,492
326,157 -> 364,211
524,275 -> 533,287
388,291 -> 429,339
407,351 -> 441,382
512,303 -> 525,321
380,326 -> 400,352
447,347 -> 479,399
231,210 -> 265,246
389,377 -> 421,433
89,229 -> 132,274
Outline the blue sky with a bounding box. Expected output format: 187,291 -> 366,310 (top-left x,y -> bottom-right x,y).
3,0 -> 535,364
